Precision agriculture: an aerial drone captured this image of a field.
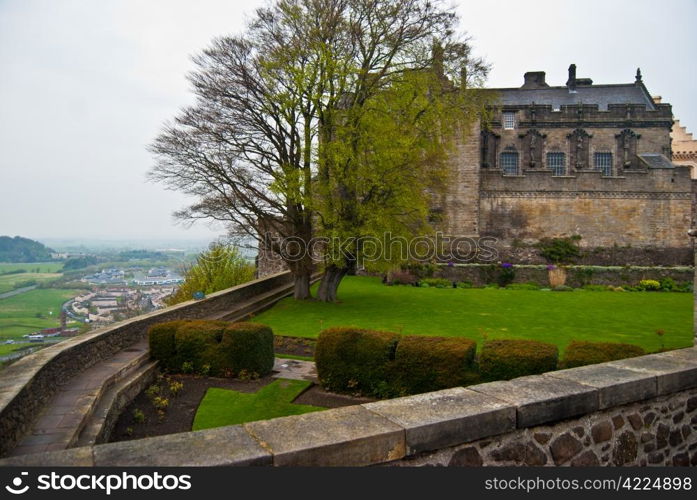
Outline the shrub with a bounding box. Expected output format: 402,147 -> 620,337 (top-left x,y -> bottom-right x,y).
562,341 -> 645,368
393,336 -> 477,395
497,263 -> 516,287
456,281 -> 473,289
660,277 -> 676,291
148,320 -> 274,378
148,321 -> 187,371
419,278 -> 452,288
479,339 -> 559,381
387,269 -> 417,286
536,236 -> 582,264
214,322 -> 274,378
315,327 -> 399,397
174,321 -> 228,372
637,279 -> 661,291
552,285 -> 574,292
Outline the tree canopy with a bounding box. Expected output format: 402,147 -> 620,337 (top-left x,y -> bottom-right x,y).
149,0 -> 491,301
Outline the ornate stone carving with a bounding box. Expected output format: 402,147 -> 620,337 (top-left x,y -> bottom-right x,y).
519,129 -> 547,169
567,129 -> 592,170
616,129 -> 641,170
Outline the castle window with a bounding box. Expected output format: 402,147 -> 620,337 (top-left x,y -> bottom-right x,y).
500,151 -> 519,175
594,152 -> 613,176
502,112 -> 516,130
547,152 -> 566,176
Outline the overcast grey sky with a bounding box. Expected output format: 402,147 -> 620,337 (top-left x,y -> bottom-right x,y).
1,0 -> 695,242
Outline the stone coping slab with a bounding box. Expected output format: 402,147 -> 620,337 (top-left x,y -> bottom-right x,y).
548,364 -> 657,409
470,375 -> 598,428
607,351 -> 697,395
93,426 -> 271,467
244,405 -> 405,466
363,387 -> 516,454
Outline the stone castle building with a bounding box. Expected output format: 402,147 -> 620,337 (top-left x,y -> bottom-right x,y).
443,64 -> 694,264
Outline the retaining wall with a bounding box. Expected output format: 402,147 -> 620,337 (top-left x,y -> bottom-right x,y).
435,264 -> 693,288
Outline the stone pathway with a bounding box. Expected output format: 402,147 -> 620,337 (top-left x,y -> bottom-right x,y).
9,340 -> 149,457
272,358 -> 317,382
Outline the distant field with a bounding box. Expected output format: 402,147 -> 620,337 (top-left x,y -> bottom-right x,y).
0,262 -> 64,273
0,288 -> 81,343
0,272 -> 62,294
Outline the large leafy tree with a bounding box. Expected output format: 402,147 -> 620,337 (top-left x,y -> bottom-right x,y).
149,0 -> 489,301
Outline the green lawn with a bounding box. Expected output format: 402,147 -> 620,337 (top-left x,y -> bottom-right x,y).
0,288 -> 81,341
192,379 -> 324,430
253,276 -> 694,353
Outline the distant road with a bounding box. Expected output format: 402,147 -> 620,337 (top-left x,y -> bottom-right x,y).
0,285 -> 38,300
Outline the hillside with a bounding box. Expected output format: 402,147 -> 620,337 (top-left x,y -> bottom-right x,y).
0,236 -> 55,263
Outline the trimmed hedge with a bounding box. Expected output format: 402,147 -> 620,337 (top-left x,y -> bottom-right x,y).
479,339 -> 559,381
315,327 -> 399,397
147,320 -> 274,378
562,341 -> 646,368
393,336 -> 477,395
148,320 -> 187,371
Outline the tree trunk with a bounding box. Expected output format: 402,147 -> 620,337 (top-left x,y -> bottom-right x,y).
293,270 -> 312,300
317,264 -> 349,302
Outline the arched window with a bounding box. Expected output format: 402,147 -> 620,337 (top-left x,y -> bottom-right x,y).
500,151 -> 519,175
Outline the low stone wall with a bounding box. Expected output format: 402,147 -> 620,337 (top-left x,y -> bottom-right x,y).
2,346 -> 696,467
0,271 -> 294,457
436,264 -> 693,288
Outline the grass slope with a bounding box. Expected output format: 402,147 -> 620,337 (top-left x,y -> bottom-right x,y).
253,276 -> 693,353
192,379 -> 324,430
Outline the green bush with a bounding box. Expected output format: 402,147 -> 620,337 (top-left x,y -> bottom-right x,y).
536,236 -> 581,264
148,321 -> 188,371
479,339 -> 559,381
148,320 -> 274,378
215,323 -> 274,377
315,327 -> 399,397
419,278 -> 452,288
637,279 -> 661,291
561,341 -> 646,368
456,281 -> 473,289
393,336 -> 477,395
660,277 -> 676,291
174,320 -> 228,372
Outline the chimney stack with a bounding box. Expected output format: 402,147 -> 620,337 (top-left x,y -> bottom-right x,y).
566,64 -> 577,90
522,71 -> 549,89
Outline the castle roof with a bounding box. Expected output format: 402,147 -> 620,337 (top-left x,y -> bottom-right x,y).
490,65 -> 657,111
493,84 -> 656,111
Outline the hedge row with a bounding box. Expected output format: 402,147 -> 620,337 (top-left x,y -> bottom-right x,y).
315,328 -> 477,398
148,320 -> 274,378
316,328 -> 648,397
